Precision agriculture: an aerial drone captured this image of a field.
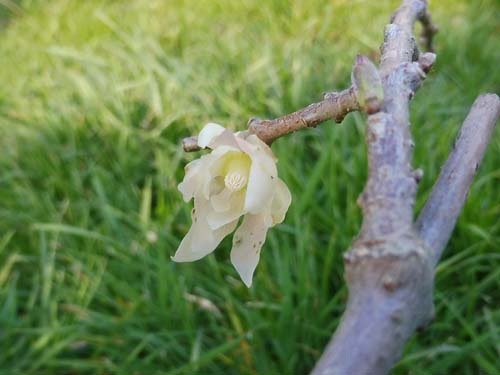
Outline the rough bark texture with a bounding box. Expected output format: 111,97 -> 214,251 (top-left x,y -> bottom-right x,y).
181,1 -> 500,373
311,1 -> 499,374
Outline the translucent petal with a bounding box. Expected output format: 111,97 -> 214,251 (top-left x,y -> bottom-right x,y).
198,146 -> 238,200
270,178 -> 292,225
197,123 -> 226,148
237,138 -> 277,214
230,213 -> 270,287
172,198 -> 238,262
244,134 -> 277,161
210,188 -> 233,212
177,159 -> 203,202
206,189 -> 246,230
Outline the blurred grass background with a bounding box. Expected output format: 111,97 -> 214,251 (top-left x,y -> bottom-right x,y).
0,0 -> 499,374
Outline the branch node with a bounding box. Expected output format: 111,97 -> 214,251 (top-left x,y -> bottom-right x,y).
383,274 -> 398,292
412,168 -> 424,183
182,136 -> 200,152
418,52 -> 436,73
352,55 -> 384,114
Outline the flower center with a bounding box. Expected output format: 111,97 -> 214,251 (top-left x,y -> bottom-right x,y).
224,172 -> 247,192
219,151 -> 251,193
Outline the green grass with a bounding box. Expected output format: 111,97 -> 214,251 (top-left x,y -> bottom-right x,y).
0,0 -> 499,374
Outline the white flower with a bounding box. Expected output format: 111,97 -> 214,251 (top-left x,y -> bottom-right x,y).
172,123 -> 292,287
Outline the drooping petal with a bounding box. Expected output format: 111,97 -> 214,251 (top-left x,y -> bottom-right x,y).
270,178 -> 292,225
172,198 -> 238,262
230,213 -> 271,287
197,123 -> 226,148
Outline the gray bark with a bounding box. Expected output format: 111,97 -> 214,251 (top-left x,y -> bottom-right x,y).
311,1 -> 499,374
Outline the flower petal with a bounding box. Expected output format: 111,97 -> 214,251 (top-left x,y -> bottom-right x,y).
178,159 -> 205,202
197,123 -> 226,148
241,142 -> 277,214
270,178 -> 292,225
197,146 -> 238,200
206,189 -> 245,230
210,188 -> 233,212
230,213 -> 271,287
172,198 -> 238,262
244,134 -> 277,161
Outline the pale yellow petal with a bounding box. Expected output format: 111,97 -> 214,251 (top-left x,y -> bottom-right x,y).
206,189 -> 245,230
209,129 -> 240,149
244,134 -> 277,161
230,213 -> 270,287
234,135 -> 278,213
197,123 -> 226,148
270,178 -> 292,225
199,146 -> 238,200
178,159 -> 204,202
245,157 -> 277,213
172,198 -> 238,262
210,188 -> 233,212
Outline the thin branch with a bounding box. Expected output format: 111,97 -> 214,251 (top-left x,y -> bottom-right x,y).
248,86 -> 358,144
416,94 -> 500,265
182,136 -> 200,152
182,86 -> 358,151
380,0 -> 428,77
418,8 -> 438,52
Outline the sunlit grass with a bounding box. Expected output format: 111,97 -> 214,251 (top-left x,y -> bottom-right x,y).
0,0 -> 499,374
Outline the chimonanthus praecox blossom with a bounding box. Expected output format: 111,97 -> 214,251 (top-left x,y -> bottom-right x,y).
172,123 -> 291,287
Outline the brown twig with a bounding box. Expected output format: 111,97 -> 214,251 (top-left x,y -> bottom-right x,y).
417,94 -> 500,266
182,136 -> 200,152
182,86 -> 359,151
248,86 -> 359,144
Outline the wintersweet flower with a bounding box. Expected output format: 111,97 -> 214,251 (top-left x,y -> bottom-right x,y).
172,123 -> 291,287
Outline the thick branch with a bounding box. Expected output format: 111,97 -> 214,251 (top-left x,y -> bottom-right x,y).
416,94 -> 500,265
313,1 -> 436,374
312,238 -> 434,375
358,1 -> 436,242
357,55 -> 435,241
182,87 -> 358,151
